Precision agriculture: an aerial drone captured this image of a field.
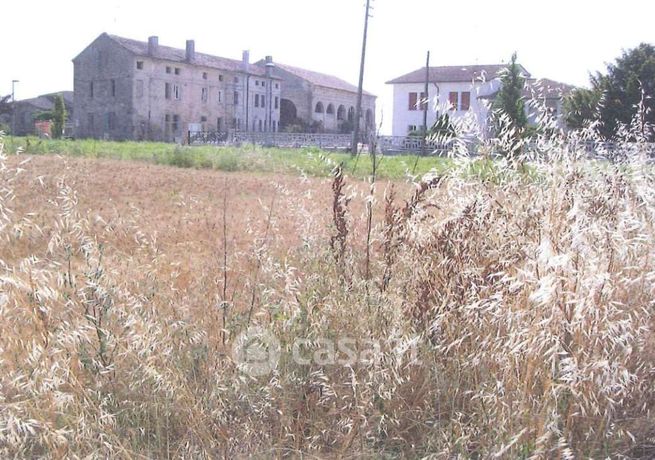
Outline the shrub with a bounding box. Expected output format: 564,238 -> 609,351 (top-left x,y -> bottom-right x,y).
1,117 -> 655,458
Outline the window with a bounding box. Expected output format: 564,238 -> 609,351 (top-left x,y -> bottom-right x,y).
87,113 -> 94,130
105,112 -> 115,130
255,80 -> 259,86
217,117 -> 223,132
419,92 -> 427,110
461,91 -> 471,111
234,77 -> 239,84
272,120 -> 277,132
275,96 -> 279,109
275,83 -> 279,89
262,81 -> 266,88
315,102 -> 324,113
408,92 -> 418,110
111,79 -> 116,97
89,81 -> 94,98
201,87 -> 208,103
261,95 -> 265,108
136,61 -> 144,70
136,80 -> 144,98
166,66 -> 172,74
449,92 -> 458,110
234,91 -> 239,105
258,119 -> 262,132
201,116 -> 207,122
173,84 -> 181,100
172,114 -> 179,131
326,104 -> 335,114
255,94 -> 259,108
165,82 -> 171,99
174,67 -> 181,75
408,125 -> 417,133
218,90 -> 222,103
219,74 -> 224,82
202,72 -> 208,80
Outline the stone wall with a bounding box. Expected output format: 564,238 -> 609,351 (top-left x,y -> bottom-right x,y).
73,34 -> 135,140
73,34 -> 281,142
311,86 -> 376,134
274,66 -> 313,129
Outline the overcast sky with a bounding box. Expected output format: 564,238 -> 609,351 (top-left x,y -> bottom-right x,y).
2,0 -> 654,134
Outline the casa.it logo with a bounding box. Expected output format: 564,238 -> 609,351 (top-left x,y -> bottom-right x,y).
232,326 -> 281,377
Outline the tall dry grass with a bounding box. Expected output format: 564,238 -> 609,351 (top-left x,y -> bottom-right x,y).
1,119 -> 655,458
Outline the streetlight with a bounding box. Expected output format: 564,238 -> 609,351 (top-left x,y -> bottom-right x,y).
11,80 -> 19,136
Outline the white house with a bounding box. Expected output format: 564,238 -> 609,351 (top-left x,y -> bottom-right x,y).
386,64 -> 574,137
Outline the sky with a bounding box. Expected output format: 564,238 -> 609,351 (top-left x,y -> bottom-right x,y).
2,0 -> 654,134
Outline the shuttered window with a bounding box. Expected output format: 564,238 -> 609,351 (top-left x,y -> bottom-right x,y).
419,92 -> 427,110
449,92 -> 458,110
408,92 -> 418,110
461,92 -> 471,110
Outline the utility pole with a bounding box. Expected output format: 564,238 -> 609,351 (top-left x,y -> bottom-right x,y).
11,80 -> 19,136
351,0 -> 372,155
421,51 -> 430,157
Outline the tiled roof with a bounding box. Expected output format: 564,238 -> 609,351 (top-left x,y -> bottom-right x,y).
386,64 -> 531,84
42,91 -> 74,106
478,78 -> 576,101
17,92 -> 74,111
106,34 -> 270,77
17,97 -> 53,111
270,62 -> 375,97
523,78 -> 576,99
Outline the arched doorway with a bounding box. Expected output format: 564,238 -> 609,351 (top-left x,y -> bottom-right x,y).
337,105 -> 346,121
280,98 -> 298,131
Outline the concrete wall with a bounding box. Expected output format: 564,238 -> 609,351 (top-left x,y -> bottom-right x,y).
390,79 -> 500,136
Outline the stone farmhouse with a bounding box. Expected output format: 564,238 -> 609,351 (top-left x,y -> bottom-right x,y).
73,33 -> 376,141
256,60 -> 376,134
4,91 -> 73,136
386,64 -> 574,137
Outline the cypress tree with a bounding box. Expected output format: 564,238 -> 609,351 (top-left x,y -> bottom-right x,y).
53,94 -> 67,139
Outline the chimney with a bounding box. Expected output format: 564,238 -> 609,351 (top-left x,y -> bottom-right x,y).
264,55 -> 274,77
242,50 -> 250,72
185,39 -> 195,62
148,36 -> 159,56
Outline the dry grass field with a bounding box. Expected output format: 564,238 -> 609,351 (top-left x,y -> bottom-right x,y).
6,154 -> 336,287
1,141 -> 655,458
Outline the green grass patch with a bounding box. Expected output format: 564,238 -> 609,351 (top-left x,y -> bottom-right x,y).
2,136 -> 455,180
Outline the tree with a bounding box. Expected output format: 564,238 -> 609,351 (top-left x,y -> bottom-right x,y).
563,88 -> 601,130
34,111 -> 55,121
52,94 -> 67,139
563,43 -> 655,140
430,113 -> 456,140
492,53 -> 528,155
597,43 -> 655,139
0,95 -> 11,116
